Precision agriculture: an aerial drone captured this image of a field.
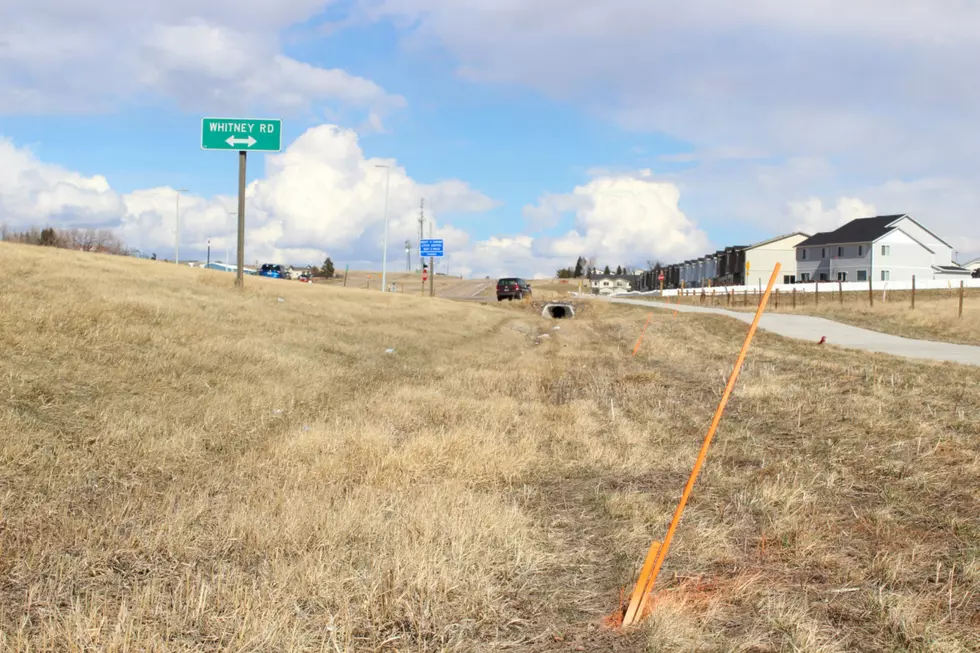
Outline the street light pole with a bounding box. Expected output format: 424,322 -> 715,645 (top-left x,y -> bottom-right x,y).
376,164 -> 391,292
175,188 -> 189,265
207,238 -> 211,268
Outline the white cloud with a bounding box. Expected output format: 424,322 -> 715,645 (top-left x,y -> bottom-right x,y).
0,3 -> 403,118
530,172 -> 709,262
521,193 -> 589,231
360,0 -> 980,168
0,129 -> 717,278
0,138 -> 125,226
0,126 -> 494,269
355,0 -> 980,252
463,170 -> 713,277
788,197 -> 878,236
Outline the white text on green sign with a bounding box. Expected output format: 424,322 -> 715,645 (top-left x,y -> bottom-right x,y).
201,118 -> 282,151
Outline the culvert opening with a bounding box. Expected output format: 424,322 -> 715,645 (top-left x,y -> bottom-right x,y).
543,303 -> 575,319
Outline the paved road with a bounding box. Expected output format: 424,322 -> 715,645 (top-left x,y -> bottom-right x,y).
611,297 -> 980,367
437,279 -> 493,302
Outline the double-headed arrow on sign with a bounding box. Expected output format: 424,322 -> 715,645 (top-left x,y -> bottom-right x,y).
225,136 -> 257,147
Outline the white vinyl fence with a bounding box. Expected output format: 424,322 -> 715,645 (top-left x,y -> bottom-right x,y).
618,278 -> 980,299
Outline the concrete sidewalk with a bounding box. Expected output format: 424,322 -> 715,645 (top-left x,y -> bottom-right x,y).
610,297 -> 980,367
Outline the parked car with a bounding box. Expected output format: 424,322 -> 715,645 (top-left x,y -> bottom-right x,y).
259,263 -> 288,279
298,273 -> 313,283
496,277 -> 532,301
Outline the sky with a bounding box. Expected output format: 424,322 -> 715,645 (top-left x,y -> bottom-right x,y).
2,0 -> 980,278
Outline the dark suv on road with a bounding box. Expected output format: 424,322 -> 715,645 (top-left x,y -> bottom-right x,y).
496,277 -> 532,301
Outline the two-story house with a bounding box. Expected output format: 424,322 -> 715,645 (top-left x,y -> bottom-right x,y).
590,274 -> 636,296
795,214 -> 970,283
744,232 -> 810,287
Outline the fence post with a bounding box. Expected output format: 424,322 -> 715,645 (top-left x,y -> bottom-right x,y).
815,281 -> 819,306
775,288 -> 779,310
743,288 -> 747,306
839,280 -> 843,305
911,275 -> 916,310
868,275 -> 873,307
793,287 -> 797,309
959,281 -> 965,318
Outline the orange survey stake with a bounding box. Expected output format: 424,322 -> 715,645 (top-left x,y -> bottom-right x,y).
631,312 -> 653,356
622,263 -> 782,627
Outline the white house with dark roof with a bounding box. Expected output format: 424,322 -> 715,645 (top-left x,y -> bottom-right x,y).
590,273 -> 636,295
795,214 -> 970,283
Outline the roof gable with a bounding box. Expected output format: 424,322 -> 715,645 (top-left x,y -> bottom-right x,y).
747,231 -> 810,250
877,226 -> 934,254
797,215 -> 907,247
887,215 -> 953,249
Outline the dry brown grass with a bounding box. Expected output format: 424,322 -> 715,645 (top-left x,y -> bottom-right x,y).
316,270 -> 484,298
674,286 -> 980,346
2,242 -> 978,652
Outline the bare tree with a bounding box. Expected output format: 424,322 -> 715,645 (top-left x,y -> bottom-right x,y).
0,226 -> 130,255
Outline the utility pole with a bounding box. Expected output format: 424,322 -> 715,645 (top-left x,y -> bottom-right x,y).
418,199 -> 425,272
375,164 -> 391,293
405,240 -> 411,271
428,209 -> 434,275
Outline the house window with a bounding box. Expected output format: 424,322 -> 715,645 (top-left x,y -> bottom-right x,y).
857,270 -> 867,282
858,246 -> 864,256
800,273 -> 811,282
837,272 -> 847,281
838,247 -> 843,257
783,275 -> 795,284
801,249 -> 808,260
819,273 -> 828,281
881,270 -> 890,281
821,248 -> 827,258
881,245 -> 890,256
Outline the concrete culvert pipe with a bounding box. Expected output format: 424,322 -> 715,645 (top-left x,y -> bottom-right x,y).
542,303 -> 575,319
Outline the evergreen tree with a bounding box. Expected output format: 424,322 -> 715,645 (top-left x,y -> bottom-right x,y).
39,227 -> 58,247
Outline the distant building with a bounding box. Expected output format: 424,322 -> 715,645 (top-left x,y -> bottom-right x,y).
744,232 -> 810,287
589,273 -> 637,296
205,262 -> 257,275
795,214 -> 970,283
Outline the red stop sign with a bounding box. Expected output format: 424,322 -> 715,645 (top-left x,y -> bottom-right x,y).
422,270 -> 428,282
658,273 -> 664,281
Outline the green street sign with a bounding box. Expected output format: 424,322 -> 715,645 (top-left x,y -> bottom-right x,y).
201,117 -> 282,151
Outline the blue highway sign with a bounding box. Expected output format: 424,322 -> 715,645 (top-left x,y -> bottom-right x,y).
420,239 -> 444,257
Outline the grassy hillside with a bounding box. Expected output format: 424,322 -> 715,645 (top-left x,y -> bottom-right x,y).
1,242 -> 978,652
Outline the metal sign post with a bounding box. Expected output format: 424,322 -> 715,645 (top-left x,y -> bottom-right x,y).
420,239 -> 444,298
201,117 -> 283,288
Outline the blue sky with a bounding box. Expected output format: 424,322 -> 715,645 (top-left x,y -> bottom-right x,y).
2,0 -> 979,275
